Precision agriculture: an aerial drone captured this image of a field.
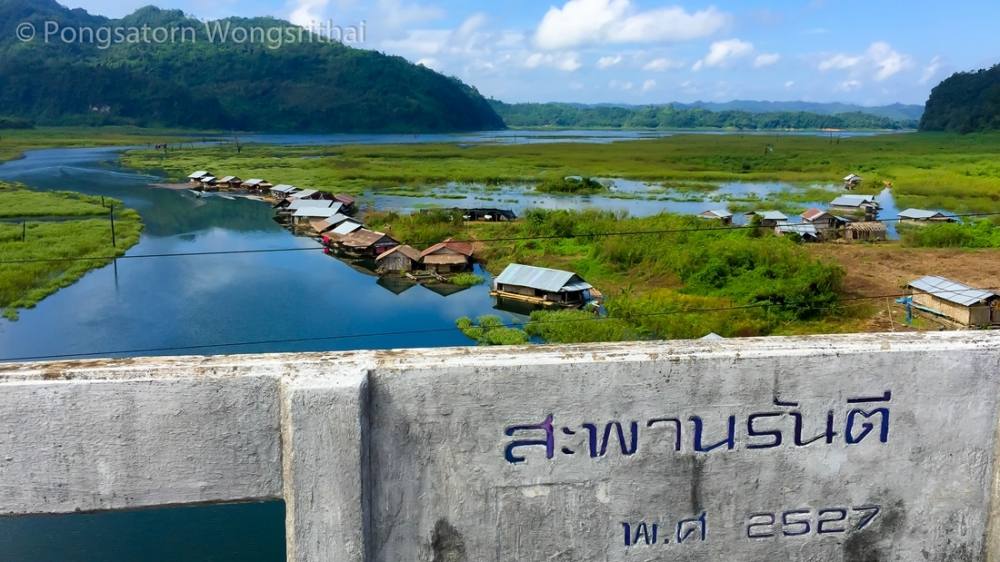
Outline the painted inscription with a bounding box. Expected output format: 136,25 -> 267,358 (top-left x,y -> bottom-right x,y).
622,513 -> 707,547
503,392 -> 891,464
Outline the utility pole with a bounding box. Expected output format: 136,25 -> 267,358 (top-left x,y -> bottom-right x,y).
21,221 -> 26,242
109,204 -> 117,248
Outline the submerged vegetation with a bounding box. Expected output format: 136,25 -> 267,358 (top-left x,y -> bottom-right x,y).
0,183 -> 142,320
125,132 -> 1000,213
456,315 -> 530,346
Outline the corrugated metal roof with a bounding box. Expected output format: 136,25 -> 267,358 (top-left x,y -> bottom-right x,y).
908,275 -> 997,307
801,208 -> 829,221
701,209 -> 733,219
288,200 -> 341,212
218,176 -> 239,182
495,264 -> 592,293
899,208 -> 947,220
831,194 -> 876,207
758,211 -> 788,221
776,222 -> 819,236
243,179 -> 265,186
377,244 -> 421,262
331,221 -> 363,235
290,189 -> 318,199
271,184 -> 297,193
293,208 -> 338,218
188,171 -> 209,179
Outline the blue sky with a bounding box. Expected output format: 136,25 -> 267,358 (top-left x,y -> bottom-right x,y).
64,0 -> 1000,105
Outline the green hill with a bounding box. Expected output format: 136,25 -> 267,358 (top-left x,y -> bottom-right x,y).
0,0 -> 504,132
920,65 -> 1000,133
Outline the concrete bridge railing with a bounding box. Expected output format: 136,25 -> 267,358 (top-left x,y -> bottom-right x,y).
2,332 -> 1000,561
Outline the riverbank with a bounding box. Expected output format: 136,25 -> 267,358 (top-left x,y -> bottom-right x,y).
122,131 -> 1000,213
0,182 -> 142,320
0,127 -> 208,164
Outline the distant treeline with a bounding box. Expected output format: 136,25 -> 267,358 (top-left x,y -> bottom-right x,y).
0,117 -> 33,129
491,102 -> 918,130
921,64 -> 1000,133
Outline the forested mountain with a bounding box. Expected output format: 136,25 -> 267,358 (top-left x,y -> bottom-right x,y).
492,102 -> 917,130
920,65 -> 1000,133
0,0 -> 504,132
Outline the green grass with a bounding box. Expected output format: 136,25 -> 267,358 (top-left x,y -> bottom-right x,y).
123,131 -> 1000,213
450,272 -> 485,287
0,183 -> 143,320
900,220 -> 1000,248
0,126 -> 211,163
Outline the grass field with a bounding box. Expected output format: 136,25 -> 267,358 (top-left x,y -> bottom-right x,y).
0,183 -> 142,320
0,127 -> 211,164
123,132 -> 1000,213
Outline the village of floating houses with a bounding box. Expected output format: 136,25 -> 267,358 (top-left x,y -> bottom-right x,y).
186,171 -> 997,327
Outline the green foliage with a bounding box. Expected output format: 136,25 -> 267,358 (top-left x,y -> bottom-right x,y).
0,183 -> 115,217
535,176 -> 606,194
921,64 -> 1000,133
456,315 -> 529,346
901,221 -> 1000,248
526,309 -> 637,343
449,272 -> 485,287
365,209 -> 465,247
492,101 -> 916,130
0,1 -> 503,132
0,116 -> 32,129
0,184 -> 143,319
124,131 -> 1000,213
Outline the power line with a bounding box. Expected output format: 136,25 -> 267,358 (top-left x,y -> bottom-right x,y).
3,286 -> 994,363
3,211 -> 999,266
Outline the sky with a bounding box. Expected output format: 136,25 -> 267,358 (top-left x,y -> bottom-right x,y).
62,0 -> 1000,106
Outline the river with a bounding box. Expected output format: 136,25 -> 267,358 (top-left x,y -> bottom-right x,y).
0,130 -> 903,560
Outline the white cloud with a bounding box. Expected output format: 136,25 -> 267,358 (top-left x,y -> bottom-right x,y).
921,55 -> 944,85
641,79 -> 657,92
376,0 -> 445,30
534,0 -> 729,50
289,0 -> 330,27
597,55 -> 623,69
867,41 -> 911,81
416,58 -> 441,70
693,38 -> 754,70
818,42 -> 912,82
381,29 -> 450,56
643,57 -> 684,71
753,53 -> 780,68
784,80 -> 795,88
525,52 -> 582,72
819,53 -> 862,71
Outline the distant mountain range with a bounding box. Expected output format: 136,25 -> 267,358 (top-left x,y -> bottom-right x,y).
0,0 -> 504,132
671,101 -> 924,122
921,64 -> 1000,132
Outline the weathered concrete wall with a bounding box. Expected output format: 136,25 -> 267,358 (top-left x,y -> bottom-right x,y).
2,332 -> 1000,562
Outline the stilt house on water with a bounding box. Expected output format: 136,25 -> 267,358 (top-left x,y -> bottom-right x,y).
334,195 -> 357,214
492,264 -> 596,308
830,194 -> 879,214
907,276 -> 999,327
270,184 -> 300,199
188,171 -> 211,185
420,239 -> 474,274
376,245 -> 422,273
218,176 -> 243,189
339,230 -> 399,258
699,209 -> 733,225
898,209 -> 958,224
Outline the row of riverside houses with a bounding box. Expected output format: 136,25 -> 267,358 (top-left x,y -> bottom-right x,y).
700,194 -> 956,243
182,171 -> 601,311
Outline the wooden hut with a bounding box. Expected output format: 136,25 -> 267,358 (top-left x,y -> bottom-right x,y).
420,238 -> 474,274
699,209 -> 733,225
218,176 -> 243,189
339,229 -> 398,258
746,210 -> 788,228
492,263 -> 595,308
843,174 -> 863,190
269,184 -> 300,199
907,276 -> 999,327
844,221 -> 887,242
188,171 -> 211,185
830,194 -> 879,214
376,245 -> 422,273
898,209 -> 957,224
199,176 -> 219,191
801,208 -> 851,239
334,194 -> 357,214
775,222 -> 820,242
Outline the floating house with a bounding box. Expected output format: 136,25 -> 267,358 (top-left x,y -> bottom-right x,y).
241,179 -> 274,192
492,264 -> 595,308
218,176 -> 242,189
270,184 -> 300,199
907,276 -> 999,327
898,209 -> 957,224
801,208 -> 852,238
843,174 -> 863,190
292,207 -> 341,225
285,200 -> 343,213
457,208 -> 517,222
746,210 -> 788,228
420,239 -> 474,274
199,176 -> 218,191
321,220 -> 365,246
830,194 -> 879,213
289,189 -> 336,201
376,245 -> 422,273
188,171 -> 211,184
339,229 -> 399,257
775,222 -> 820,242
699,209 -> 734,225
334,194 -> 357,213
844,221 -> 887,242
311,213 -> 355,234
